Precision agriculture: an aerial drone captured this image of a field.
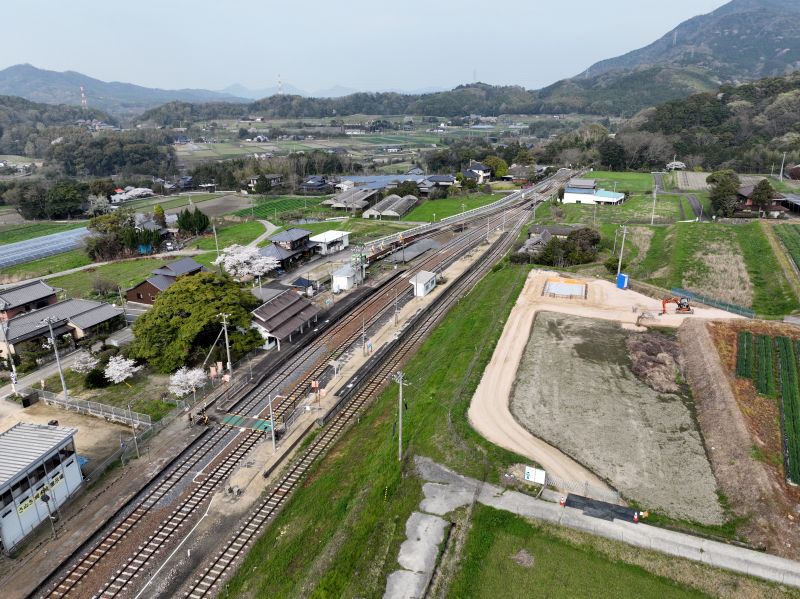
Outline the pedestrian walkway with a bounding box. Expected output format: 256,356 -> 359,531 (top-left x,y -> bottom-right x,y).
392,457 -> 800,594
247,220 -> 279,248
220,413 -> 274,431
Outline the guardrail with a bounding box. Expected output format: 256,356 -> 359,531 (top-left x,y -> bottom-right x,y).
33,388 -> 153,427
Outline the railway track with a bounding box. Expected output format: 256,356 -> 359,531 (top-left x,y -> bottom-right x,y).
35,173 -> 568,599
182,201 -> 531,598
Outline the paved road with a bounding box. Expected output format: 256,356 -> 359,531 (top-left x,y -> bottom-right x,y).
653,171 -> 707,221
413,457 -> 800,589
247,220 -> 279,248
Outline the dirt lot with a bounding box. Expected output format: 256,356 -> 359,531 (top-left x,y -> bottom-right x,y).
685,240 -> 753,307
164,194 -> 253,219
0,401 -> 128,464
684,319 -> 800,557
677,172 -> 766,191
509,311 -> 724,524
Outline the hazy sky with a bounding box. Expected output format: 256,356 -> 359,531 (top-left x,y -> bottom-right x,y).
3,0 -> 728,93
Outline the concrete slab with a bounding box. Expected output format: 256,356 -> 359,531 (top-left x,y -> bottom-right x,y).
396,512 -> 448,573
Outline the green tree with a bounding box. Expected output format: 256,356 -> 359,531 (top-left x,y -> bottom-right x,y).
483,155 -> 508,178
598,139 -> 626,171
153,204 -> 166,227
128,272 -> 261,373
387,180 -> 420,197
557,186 -> 565,201
254,174 -> 270,194
750,179 -> 774,213
46,180 -> 85,219
177,207 -> 210,235
707,170 -> 740,216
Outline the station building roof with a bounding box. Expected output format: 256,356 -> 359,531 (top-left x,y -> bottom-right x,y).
0,422 -> 78,489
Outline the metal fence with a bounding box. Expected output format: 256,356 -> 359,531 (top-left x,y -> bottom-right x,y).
33,388 -> 152,427
671,287 -> 755,318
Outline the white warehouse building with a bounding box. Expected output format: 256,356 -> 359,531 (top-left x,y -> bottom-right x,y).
309,230 -> 350,256
0,423 -> 83,552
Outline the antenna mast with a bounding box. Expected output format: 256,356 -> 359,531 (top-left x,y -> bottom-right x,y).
80,86 -> 88,111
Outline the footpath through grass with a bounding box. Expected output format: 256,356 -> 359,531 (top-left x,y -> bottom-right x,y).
450,505 -> 708,599
219,262 -> 531,598
0,221 -> 87,245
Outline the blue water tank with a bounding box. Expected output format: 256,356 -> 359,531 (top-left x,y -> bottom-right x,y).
616,273 -> 629,289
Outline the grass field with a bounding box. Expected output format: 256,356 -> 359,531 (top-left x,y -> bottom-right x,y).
631,222 -> 798,317
404,194 -> 498,222
557,194 -> 682,225
48,258 -> 169,298
0,221 -> 87,245
218,263 -> 531,598
1,249 -> 92,279
589,170 -> 654,194
775,224 -> 800,270
233,195 -> 329,221
192,221 -> 266,250
450,506 -> 707,599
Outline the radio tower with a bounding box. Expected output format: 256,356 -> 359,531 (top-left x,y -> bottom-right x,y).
80,86 -> 88,111
278,74 -> 283,96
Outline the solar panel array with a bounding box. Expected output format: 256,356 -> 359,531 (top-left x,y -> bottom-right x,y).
0,227 -> 89,269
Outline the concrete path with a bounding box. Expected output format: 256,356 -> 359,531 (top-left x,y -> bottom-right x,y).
411,457 -> 800,589
653,172 -> 708,221
247,220 -> 279,248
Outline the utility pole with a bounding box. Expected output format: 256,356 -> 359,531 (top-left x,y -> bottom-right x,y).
127,402 -> 140,459
394,371 -> 404,462
2,323 -> 18,394
212,222 -> 220,258
41,317 -> 68,401
267,394 -> 276,452
616,226 -> 627,276
219,313 -> 233,380
650,186 -> 657,225
780,151 -> 787,182
394,288 -> 399,326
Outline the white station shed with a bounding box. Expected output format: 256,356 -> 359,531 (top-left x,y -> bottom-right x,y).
332,265 -> 356,292
410,271 -> 436,297
309,230 -> 350,256
0,423 -> 83,552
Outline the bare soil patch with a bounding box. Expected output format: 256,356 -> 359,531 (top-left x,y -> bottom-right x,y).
510,548 -> 534,568
510,311 -> 724,524
164,194 -> 252,219
628,226 -> 653,269
626,331 -> 684,393
680,319 -> 800,558
685,241 -> 753,307
0,401 -> 128,463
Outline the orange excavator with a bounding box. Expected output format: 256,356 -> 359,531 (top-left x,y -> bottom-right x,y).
661,297 -> 694,315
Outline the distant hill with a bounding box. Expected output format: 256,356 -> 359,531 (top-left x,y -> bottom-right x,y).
533,0 -> 800,116
0,94 -> 113,156
583,0 -> 800,80
0,64 -> 249,116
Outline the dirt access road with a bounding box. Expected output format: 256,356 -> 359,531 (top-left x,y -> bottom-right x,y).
468,270 -> 741,494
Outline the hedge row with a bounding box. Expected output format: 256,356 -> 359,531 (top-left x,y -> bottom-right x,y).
777,338 -> 800,483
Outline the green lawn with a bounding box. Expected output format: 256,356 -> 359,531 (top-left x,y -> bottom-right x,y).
48,258 -> 170,298
1,249 -> 92,279
218,263 -> 531,598
450,506 -> 707,599
192,221 -> 266,250
404,193 -> 498,222
0,221 -> 87,245
558,194 -> 682,225
44,368 -> 173,421
588,170 -> 654,194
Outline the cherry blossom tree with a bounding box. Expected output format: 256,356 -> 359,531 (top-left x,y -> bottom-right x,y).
169,366 -> 208,402
104,356 -> 143,385
213,244 -> 279,281
71,352 -> 99,374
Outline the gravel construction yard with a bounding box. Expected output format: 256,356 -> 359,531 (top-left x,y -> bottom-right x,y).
510,311 -> 725,524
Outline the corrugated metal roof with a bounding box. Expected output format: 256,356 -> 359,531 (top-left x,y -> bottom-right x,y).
270,228 -> 311,244
0,422 -> 77,488
568,178 -> 596,189
0,280 -> 58,311
0,299 -> 119,344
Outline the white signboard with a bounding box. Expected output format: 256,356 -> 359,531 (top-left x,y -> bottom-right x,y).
524,466 -> 546,485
